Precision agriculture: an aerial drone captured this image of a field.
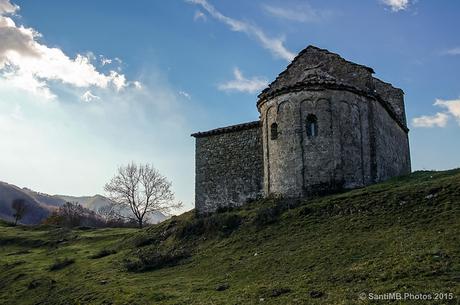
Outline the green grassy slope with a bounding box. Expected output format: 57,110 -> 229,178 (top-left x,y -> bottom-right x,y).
0,170 -> 459,305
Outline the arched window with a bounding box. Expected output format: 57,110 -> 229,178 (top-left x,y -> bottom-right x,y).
306,114 -> 318,138
270,122 -> 278,140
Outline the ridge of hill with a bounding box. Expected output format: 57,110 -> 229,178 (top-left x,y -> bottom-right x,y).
0,169 -> 459,304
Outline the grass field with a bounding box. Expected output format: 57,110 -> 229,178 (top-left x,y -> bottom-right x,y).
0,169 -> 459,305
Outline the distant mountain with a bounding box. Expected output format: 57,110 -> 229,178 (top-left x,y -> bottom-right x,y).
0,182 -> 55,225
0,181 -> 168,225
56,194 -> 115,211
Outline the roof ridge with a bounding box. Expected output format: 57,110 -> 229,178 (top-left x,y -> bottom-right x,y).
191,120 -> 260,138
373,76 -> 404,93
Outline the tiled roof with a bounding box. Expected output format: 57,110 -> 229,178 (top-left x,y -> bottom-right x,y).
258,45 -> 374,100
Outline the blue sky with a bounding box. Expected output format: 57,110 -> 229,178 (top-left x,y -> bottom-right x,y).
0,0 -> 459,211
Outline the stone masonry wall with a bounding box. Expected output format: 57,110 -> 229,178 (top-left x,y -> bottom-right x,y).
194,126 -> 263,214
371,100 -> 411,181
260,89 -> 375,198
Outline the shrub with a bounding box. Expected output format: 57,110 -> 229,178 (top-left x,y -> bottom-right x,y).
298,206 -> 313,216
270,287 -> 291,297
253,206 -> 282,227
49,258 -> 75,271
27,279 -> 56,290
124,248 -> 190,272
257,286 -> 292,298
133,221 -> 178,248
177,218 -> 205,238
216,214 -> 242,235
253,199 -> 301,227
89,249 -> 117,259
177,213 -> 242,238
134,235 -> 160,248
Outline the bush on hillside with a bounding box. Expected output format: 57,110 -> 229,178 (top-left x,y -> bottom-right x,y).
253,206 -> 282,227
177,213 -> 242,238
252,199 -> 300,227
89,249 -> 117,259
123,247 -> 190,272
49,258 -> 75,271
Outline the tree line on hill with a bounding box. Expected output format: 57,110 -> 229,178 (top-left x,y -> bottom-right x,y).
10,199 -> 136,228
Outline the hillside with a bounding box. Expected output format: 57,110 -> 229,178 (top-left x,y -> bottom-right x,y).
22,189 -> 67,207
0,169 -> 459,305
0,182 -> 54,225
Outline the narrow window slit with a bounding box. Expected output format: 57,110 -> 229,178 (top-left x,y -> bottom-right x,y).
306,114 -> 318,138
270,122 -> 278,140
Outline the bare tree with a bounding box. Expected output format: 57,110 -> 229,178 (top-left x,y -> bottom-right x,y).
104,162 -> 182,228
97,204 -> 126,227
43,202 -> 105,228
97,204 -> 117,221
59,202 -> 85,227
11,198 -> 27,225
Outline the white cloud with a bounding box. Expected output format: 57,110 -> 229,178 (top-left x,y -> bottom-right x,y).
412,112 -> 449,128
262,3 -> 330,23
186,0 -> 295,62
108,71 -> 126,91
133,81 -> 142,89
100,57 -> 112,66
442,47 -> 460,56
381,0 -> 410,11
0,63 -> 56,99
412,97 -> 460,128
178,90 -> 191,99
0,0 -> 132,100
0,0 -> 18,14
218,68 -> 268,94
435,98 -> 460,123
194,10 -> 207,22
81,90 -> 100,102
